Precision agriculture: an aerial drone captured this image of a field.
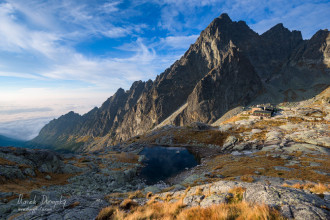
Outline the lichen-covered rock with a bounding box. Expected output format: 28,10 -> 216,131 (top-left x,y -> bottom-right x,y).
200,193 -> 228,208
222,136 -> 237,150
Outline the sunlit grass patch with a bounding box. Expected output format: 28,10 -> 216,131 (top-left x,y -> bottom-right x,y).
119,199 -> 138,210
178,201 -> 284,220
204,153 -> 330,184
282,182 -> 330,195
128,190 -> 145,199
253,120 -> 286,129
0,172 -> 76,196
173,129 -> 228,146
227,187 -> 246,204
108,152 -> 140,164
96,206 -> 117,220
97,185 -> 284,220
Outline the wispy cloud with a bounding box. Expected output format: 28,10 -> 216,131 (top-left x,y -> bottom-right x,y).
152,0 -> 330,39
0,1 -> 167,89
159,35 -> 199,50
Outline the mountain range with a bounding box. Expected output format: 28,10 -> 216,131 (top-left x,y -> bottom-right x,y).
30,13 -> 330,151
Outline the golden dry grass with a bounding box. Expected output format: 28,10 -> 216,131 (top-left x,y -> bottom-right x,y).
66,201 -> 80,209
206,154 -> 285,179
113,152 -> 139,164
0,171 -> 76,195
96,206 -> 117,220
227,187 -> 246,204
97,195 -> 284,220
105,192 -> 128,199
177,202 -> 284,220
119,199 -> 138,210
282,183 -> 330,194
250,130 -> 267,141
172,129 -> 228,146
221,114 -> 244,124
128,190 -> 145,199
135,127 -> 229,147
0,157 -> 17,166
240,175 -> 255,183
97,184 -> 286,219
194,187 -> 203,196
146,192 -> 153,199
253,120 -> 286,129
204,153 -> 330,184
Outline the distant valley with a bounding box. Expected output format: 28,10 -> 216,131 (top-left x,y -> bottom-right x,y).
0,134 -> 27,148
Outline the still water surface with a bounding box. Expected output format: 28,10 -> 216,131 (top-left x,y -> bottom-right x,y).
139,146 -> 199,185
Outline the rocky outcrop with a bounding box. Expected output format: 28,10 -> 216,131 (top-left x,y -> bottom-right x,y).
157,180 -> 330,220
0,147 -> 144,219
31,13 -> 330,151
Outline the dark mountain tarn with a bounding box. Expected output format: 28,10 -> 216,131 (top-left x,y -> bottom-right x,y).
139,146 -> 199,185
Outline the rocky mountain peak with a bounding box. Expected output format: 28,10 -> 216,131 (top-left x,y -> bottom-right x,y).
31,15 -> 330,151
202,13 -> 254,40
261,23 -> 302,42
218,13 -> 231,21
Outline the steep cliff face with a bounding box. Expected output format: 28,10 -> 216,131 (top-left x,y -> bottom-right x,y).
176,46 -> 263,125
31,14 -> 330,151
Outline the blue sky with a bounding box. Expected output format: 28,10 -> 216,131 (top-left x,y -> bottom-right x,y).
0,0 -> 329,140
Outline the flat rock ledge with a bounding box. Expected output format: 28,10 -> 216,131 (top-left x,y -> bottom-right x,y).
157,180 -> 330,220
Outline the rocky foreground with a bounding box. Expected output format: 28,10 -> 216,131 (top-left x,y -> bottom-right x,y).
0,146 -> 145,219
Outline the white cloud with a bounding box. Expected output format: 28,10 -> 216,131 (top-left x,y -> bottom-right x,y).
0,1 -> 166,89
105,27 -> 132,38
249,2 -> 330,38
153,0 -> 329,39
159,35 -> 199,49
101,1 -> 122,14
0,71 -> 43,80
38,39 -> 159,88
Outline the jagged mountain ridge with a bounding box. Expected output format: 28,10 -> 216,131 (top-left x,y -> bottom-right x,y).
31,13 -> 330,151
